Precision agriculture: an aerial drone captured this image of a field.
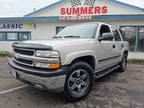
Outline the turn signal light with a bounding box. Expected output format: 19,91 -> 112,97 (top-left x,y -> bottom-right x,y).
48,63 -> 60,69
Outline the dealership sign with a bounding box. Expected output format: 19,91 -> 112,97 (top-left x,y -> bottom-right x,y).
0,24 -> 23,29
60,6 -> 108,15
59,16 -> 92,20
60,0 -> 108,15
0,24 -> 33,29
59,0 -> 108,20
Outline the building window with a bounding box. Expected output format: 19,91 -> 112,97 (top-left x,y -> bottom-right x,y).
121,26 -> 144,52
0,32 -> 31,41
7,33 -> 18,41
0,33 -> 5,41
56,27 -> 65,34
19,32 -> 31,41
121,27 -> 136,51
139,27 -> 144,52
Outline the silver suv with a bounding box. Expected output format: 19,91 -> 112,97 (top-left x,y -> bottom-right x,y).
9,22 -> 129,102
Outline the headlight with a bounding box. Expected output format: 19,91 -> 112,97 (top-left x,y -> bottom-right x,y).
35,50 -> 60,69
35,50 -> 59,58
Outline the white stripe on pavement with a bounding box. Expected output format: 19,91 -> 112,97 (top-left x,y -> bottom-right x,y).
0,85 -> 28,95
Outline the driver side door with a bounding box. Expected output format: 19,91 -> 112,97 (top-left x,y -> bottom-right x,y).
95,24 -> 115,70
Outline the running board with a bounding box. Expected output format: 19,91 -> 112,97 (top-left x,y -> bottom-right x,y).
95,65 -> 120,79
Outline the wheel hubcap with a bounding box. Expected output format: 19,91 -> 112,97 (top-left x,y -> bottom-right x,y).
68,69 -> 90,97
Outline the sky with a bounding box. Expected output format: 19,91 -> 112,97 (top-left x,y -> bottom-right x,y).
0,0 -> 143,17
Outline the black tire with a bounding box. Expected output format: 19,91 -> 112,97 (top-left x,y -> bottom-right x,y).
118,53 -> 127,72
64,61 -> 95,102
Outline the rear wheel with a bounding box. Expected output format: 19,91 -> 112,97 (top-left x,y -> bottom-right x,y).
64,61 -> 94,102
118,54 -> 127,72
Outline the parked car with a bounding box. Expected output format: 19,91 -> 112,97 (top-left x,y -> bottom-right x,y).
9,22 -> 129,102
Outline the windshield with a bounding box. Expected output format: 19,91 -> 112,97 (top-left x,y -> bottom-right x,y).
56,23 -> 98,38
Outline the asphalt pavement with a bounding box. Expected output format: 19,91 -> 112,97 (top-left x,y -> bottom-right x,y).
0,58 -> 144,108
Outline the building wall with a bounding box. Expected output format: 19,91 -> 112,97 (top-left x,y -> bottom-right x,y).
0,19 -> 144,51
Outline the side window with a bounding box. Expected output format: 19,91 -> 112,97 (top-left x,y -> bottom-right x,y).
99,25 -> 111,37
119,29 -> 127,41
111,27 -> 121,41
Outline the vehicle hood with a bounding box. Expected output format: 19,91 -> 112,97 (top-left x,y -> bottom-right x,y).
23,38 -> 94,48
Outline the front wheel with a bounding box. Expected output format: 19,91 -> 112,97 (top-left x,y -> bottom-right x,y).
64,61 -> 94,102
118,54 -> 127,72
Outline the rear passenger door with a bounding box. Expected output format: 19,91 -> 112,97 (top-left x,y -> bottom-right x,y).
110,26 -> 123,63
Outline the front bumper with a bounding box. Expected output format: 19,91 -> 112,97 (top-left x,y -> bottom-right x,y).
9,59 -> 68,92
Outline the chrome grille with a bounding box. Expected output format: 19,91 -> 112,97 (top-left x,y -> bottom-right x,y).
13,48 -> 34,66
14,57 -> 33,65
14,48 -> 34,56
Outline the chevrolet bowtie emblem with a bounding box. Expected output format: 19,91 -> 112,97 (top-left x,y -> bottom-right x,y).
15,53 -> 20,59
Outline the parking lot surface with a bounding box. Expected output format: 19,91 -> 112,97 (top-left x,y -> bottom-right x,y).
0,58 -> 144,108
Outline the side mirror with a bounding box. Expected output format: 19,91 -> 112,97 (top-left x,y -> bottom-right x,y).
99,33 -> 114,41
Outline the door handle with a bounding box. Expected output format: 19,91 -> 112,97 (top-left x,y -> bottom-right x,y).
121,44 -> 124,48
113,45 -> 116,48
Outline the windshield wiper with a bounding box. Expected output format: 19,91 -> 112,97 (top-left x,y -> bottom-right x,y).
52,36 -> 62,38
64,36 -> 80,38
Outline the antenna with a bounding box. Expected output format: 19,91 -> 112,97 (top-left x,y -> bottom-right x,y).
34,8 -> 36,12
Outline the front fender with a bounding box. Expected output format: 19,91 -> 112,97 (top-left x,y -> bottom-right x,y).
63,50 -> 96,65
